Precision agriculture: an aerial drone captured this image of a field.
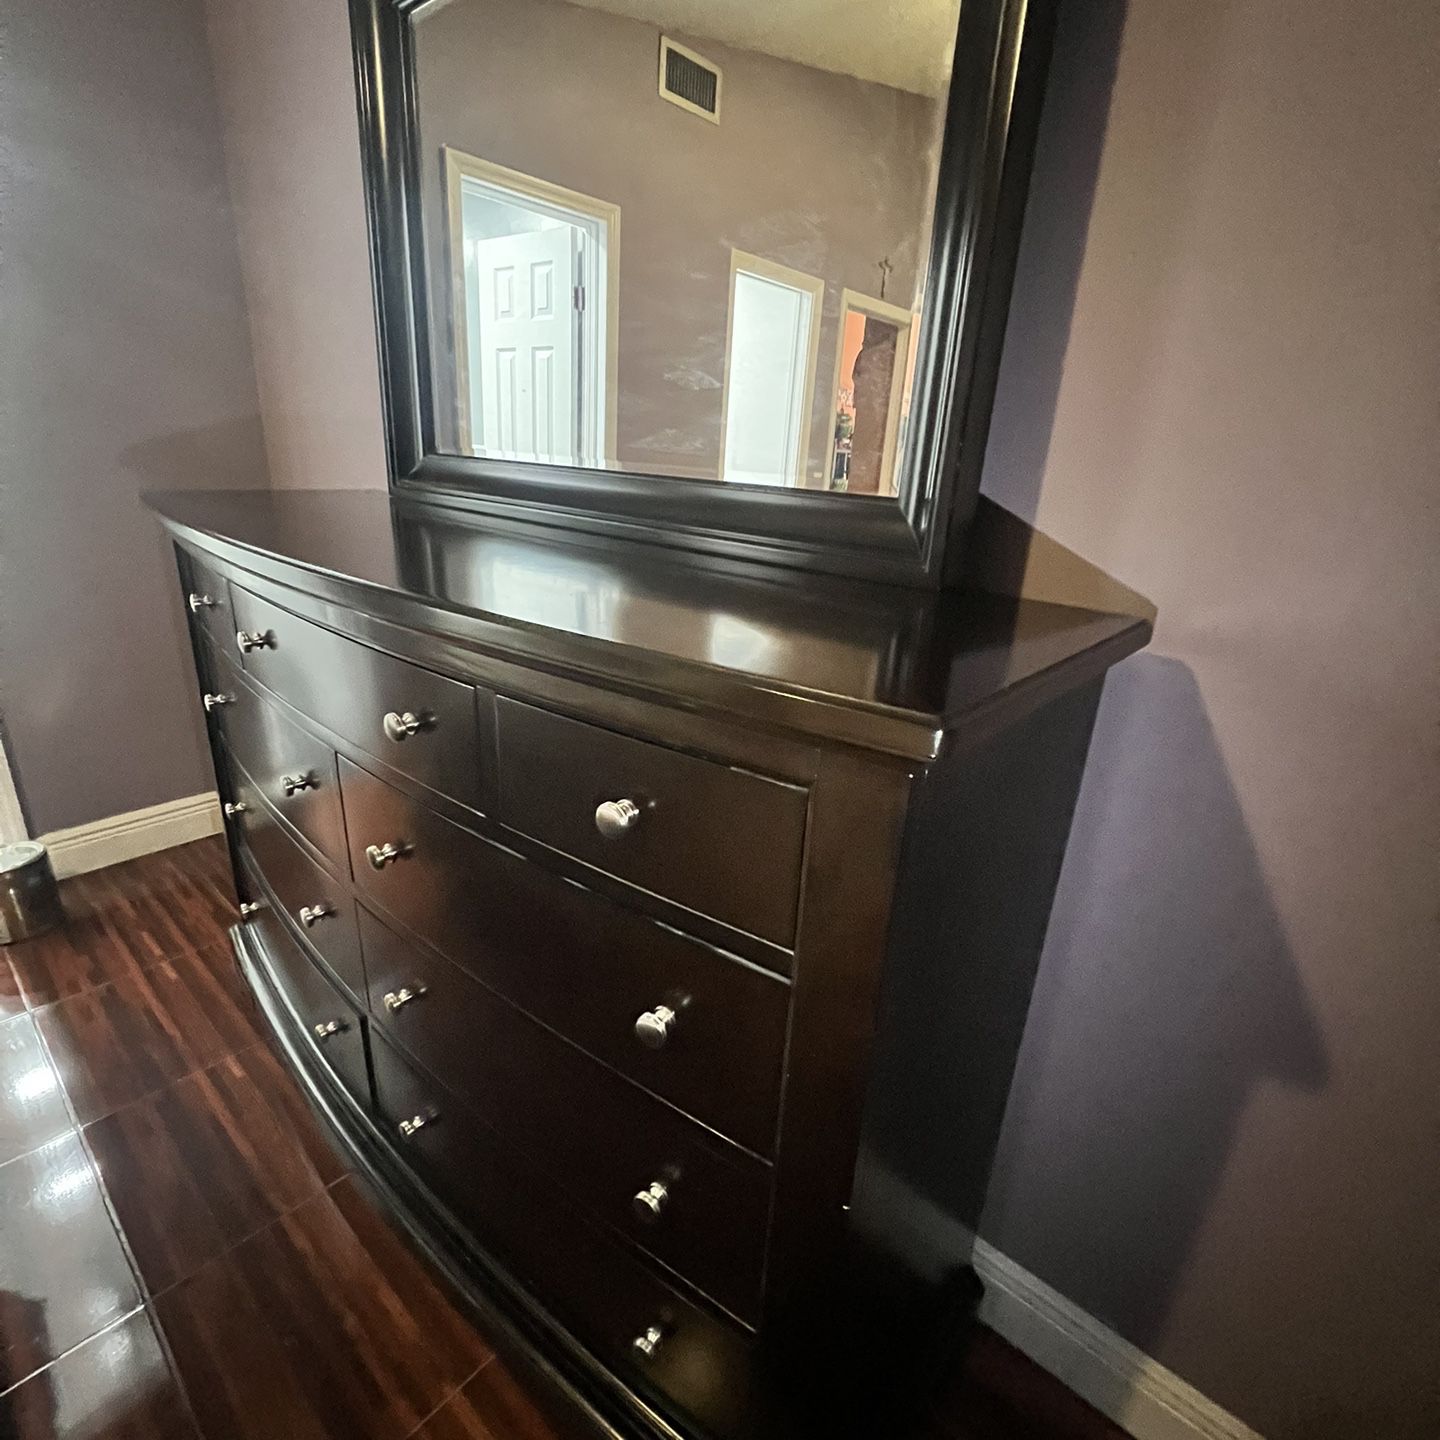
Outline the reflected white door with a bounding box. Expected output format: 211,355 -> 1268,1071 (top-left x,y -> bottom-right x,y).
721,263 -> 821,487
470,227 -> 579,463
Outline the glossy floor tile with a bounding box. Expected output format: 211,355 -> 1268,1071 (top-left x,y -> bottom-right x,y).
0,1310 -> 198,1438
7,846 -> 235,1010
156,1179 -> 492,1440
0,1016 -> 70,1165
36,944 -> 260,1124
85,1044 -> 346,1295
0,1134 -> 142,1392
0,954 -> 24,1021
412,1361 -> 590,1440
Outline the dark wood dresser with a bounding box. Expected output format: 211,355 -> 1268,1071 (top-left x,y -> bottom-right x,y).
150,487 -> 1148,1440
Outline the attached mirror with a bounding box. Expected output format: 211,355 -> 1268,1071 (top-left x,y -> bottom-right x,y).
352,0 -> 1055,582
411,0 -> 955,496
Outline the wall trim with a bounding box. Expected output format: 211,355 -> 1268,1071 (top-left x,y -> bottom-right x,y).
39,792 -> 222,879
973,1239 -> 1266,1440
856,1160 -> 1261,1440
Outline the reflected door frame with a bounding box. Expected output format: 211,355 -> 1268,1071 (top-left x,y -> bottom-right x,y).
718,250 -> 825,489
444,149 -> 621,465
823,290 -> 916,497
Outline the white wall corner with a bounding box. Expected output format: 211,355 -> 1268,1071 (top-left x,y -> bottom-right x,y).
39,793 -> 223,879
0,732 -> 29,846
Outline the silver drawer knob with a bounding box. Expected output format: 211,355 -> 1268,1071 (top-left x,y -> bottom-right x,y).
222,801 -> 247,818
202,692 -> 234,712
188,592 -> 216,612
634,1004 -> 679,1050
383,985 -> 427,1013
281,771 -> 318,797
238,900 -> 264,918
298,903 -> 333,928
382,710 -> 430,742
398,1111 -> 435,1138
366,840 -> 411,870
632,1324 -> 665,1360
595,798 -> 643,838
235,628 -> 274,653
313,1018 -> 345,1040
632,1180 -> 670,1226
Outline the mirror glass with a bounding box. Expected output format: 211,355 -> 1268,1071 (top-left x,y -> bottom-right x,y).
411,0 -> 961,496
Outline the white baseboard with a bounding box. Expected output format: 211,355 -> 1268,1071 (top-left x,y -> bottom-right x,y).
855,1160 -> 1261,1440
973,1239 -> 1265,1440
40,792 -> 222,879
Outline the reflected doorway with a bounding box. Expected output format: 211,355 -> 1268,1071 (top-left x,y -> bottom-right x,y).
445,149 -> 619,465
827,290 -> 916,495
719,251 -> 824,488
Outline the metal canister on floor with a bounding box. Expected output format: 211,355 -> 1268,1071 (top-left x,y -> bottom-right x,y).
0,841 -> 65,944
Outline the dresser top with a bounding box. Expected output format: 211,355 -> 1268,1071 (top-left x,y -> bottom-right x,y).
148,489 -> 1149,761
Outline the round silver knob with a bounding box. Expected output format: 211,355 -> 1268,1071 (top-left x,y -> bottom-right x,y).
398,1112 -> 435,1138
298,903 -> 332,928
313,1019 -> 345,1040
632,1180 -> 670,1227
595,798 -> 643,839
235,628 -> 274,653
188,592 -> 215,612
383,985 -> 427,1013
382,710 -> 430,743
634,1004 -> 678,1050
202,692 -> 234,712
238,901 -> 263,918
281,772 -> 318,797
366,840 -> 410,870
632,1324 -> 665,1360
222,801 -> 247,818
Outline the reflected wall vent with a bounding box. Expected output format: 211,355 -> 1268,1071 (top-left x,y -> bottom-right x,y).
659,38 -> 722,124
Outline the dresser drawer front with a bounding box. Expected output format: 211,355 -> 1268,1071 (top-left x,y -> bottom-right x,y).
181,553 -> 234,652
221,679 -> 346,868
231,767 -> 363,1003
340,756 -> 787,1155
241,875 -> 371,1111
495,699 -> 807,948
361,904 -> 769,1323
230,586 -> 487,809
368,1029 -> 759,1439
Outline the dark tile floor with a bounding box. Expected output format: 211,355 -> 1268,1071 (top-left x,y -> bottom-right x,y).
0,837 -> 1127,1440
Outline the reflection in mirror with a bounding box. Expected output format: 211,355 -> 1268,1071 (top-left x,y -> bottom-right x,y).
412,0 -> 961,496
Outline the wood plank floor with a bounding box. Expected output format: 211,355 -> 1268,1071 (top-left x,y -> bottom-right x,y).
0,837 -> 1128,1440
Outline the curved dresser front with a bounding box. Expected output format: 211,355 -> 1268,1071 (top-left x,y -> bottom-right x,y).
161,497 -> 1151,1440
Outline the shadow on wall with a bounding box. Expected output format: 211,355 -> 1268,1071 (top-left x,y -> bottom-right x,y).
978,0 -> 1130,533
980,654 -> 1328,1355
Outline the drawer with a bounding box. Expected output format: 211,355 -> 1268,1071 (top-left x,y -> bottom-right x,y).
240,863 -> 371,1113
230,586 -> 487,809
221,680 -> 346,869
230,763 -> 364,1004
367,1028 -> 760,1439
180,552 -> 234,652
361,904 -> 770,1324
340,756 -> 788,1155
495,699 -> 807,948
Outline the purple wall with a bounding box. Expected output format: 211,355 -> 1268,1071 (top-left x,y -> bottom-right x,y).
0,0 -> 267,832
978,3 -> 1440,1436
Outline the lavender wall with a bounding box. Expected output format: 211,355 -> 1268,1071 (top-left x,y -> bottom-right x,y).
201,0 -> 387,491
0,0 -> 267,832
977,3 -> 1440,1436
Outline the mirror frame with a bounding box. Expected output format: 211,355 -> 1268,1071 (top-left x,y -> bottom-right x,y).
349,0 -> 1057,588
